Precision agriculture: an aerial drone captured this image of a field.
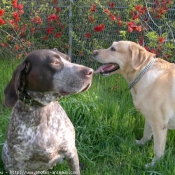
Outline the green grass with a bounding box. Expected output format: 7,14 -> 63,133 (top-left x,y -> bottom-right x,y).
1,59 -> 175,174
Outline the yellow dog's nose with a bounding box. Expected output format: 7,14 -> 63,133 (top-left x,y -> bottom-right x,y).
93,50 -> 98,57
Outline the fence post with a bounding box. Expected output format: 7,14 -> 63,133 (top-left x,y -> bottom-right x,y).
68,0 -> 73,58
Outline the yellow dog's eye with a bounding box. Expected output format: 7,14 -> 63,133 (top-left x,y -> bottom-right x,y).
111,47 -> 116,51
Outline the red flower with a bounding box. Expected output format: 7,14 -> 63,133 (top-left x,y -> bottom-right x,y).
43,36 -> 48,40
141,7 -> 147,15
139,37 -> 144,45
135,5 -> 142,11
17,54 -> 21,59
117,17 -> 123,26
8,19 -> 15,26
0,9 -> 5,16
55,32 -> 62,38
158,45 -> 162,51
21,32 -> 25,37
127,22 -> 143,33
158,36 -> 164,44
94,24 -> 105,32
150,49 -> 158,55
158,9 -> 165,15
90,4 -> 96,12
12,0 -> 18,8
0,17 -> 6,25
30,28 -> 35,34
15,24 -> 20,30
31,16 -> 42,24
47,14 -> 58,23
136,5 -> 146,15
144,46 -> 149,51
85,32 -> 91,38
127,22 -> 136,33
104,9 -> 110,15
19,10 -> 24,15
55,7 -> 61,13
104,9 -> 116,21
21,24 -> 27,32
128,21 -> 136,28
12,12 -> 19,19
110,14 -> 116,21
109,2 -> 115,8
132,14 -> 139,20
8,19 -> 18,29
60,25 -> 64,29
89,16 -> 94,23
14,44 -> 19,51
18,4 -> 23,10
155,0 -> 159,5
0,18 -> 5,25
135,25 -> 142,32
128,26 -> 134,33
57,21 -> 61,25
79,51 -> 83,56
9,20 -> 19,30
15,17 -> 20,22
0,43 -> 8,47
164,54 -> 169,59
46,27 -> 55,34
12,12 -> 20,22
53,0 -> 57,4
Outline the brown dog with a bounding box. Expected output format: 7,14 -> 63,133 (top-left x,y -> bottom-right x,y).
93,40 -> 175,167
2,49 -> 93,174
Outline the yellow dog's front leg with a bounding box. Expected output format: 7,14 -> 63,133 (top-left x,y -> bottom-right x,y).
136,120 -> 152,146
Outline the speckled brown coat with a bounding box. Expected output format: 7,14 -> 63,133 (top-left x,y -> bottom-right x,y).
2,49 -> 93,174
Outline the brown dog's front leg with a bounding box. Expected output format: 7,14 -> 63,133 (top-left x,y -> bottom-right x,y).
66,149 -> 80,175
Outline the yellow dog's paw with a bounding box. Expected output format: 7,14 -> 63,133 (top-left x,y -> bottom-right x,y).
145,161 -> 155,168
135,139 -> 146,146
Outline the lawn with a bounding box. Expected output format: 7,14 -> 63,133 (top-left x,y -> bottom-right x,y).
0,59 -> 175,175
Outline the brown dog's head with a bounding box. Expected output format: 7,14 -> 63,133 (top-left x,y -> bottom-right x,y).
5,49 -> 93,108
93,41 -> 155,77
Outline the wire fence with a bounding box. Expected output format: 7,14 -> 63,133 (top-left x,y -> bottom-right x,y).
1,0 -> 175,68
69,0 -> 175,66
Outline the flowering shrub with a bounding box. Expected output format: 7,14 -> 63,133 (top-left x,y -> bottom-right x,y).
0,0 -> 175,63
0,0 -> 69,59
72,0 -> 175,63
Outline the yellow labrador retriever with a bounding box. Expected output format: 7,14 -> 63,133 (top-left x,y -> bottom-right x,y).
93,40 -> 175,167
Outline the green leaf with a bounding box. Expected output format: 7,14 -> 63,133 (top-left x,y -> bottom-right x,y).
2,0 -> 6,4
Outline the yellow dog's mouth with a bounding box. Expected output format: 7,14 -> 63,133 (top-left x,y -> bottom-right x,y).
94,63 -> 120,76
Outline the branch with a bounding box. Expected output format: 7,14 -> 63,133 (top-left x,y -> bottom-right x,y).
143,0 -> 162,35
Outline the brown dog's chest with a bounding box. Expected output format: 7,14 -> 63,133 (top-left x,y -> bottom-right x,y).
7,101 -> 74,159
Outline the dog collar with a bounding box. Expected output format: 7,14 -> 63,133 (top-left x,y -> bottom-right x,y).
129,57 -> 155,89
18,91 -> 45,107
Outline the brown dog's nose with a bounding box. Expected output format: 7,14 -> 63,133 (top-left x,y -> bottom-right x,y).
82,68 -> 93,77
93,50 -> 98,57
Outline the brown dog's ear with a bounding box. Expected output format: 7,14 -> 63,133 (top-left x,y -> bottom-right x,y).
65,55 -> 71,62
4,60 -> 31,108
130,43 -> 155,70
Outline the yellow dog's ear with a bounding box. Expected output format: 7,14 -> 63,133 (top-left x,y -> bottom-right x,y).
130,42 -> 155,70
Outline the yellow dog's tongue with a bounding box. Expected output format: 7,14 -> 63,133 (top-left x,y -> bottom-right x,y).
94,65 -> 108,74
94,64 -> 117,74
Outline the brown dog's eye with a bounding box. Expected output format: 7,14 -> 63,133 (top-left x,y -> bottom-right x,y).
52,59 -> 60,65
111,47 -> 116,51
